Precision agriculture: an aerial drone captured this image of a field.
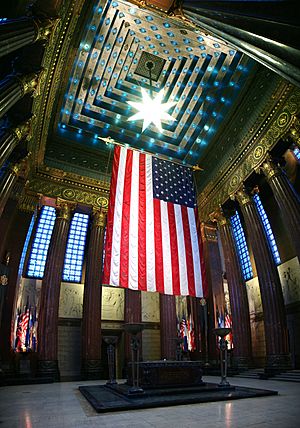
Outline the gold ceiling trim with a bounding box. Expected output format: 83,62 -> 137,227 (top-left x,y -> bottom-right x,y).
198,83 -> 300,221
29,0 -> 86,168
35,165 -> 110,191
25,171 -> 109,210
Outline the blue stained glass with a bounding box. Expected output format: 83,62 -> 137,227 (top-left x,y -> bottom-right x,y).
293,147 -> 300,161
253,194 -> 281,265
230,211 -> 253,281
27,206 -> 56,278
63,213 -> 89,283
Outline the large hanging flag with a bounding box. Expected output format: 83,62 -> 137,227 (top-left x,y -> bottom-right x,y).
102,145 -> 207,297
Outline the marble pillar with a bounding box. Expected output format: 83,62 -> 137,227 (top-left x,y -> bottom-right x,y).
0,164 -> 20,218
0,119 -> 31,168
261,157 -> 300,261
214,208 -> 252,369
236,188 -> 290,373
37,202 -> 71,380
160,294 -> 177,360
0,72 -> 41,120
0,17 -> 55,58
81,209 -> 106,380
200,222 -> 225,364
124,289 -> 142,365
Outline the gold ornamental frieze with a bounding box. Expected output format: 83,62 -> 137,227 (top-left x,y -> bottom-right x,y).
27,177 -> 109,210
198,85 -> 300,221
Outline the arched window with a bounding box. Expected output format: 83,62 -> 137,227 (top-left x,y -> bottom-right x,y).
27,206 -> 56,278
62,213 -> 89,283
230,211 -> 253,281
253,193 -> 281,265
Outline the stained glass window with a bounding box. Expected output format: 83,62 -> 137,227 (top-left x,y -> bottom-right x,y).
293,147 -> 300,161
230,211 -> 253,281
27,206 -> 56,278
253,193 -> 281,265
63,213 -> 89,282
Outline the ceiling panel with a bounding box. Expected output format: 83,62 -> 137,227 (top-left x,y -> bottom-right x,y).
58,0 -> 254,166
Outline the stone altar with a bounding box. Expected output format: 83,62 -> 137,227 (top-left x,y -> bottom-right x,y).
127,360 -> 204,388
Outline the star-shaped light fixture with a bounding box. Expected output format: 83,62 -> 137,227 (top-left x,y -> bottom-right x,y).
127,87 -> 177,133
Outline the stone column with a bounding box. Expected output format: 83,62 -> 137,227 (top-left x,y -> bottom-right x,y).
160,294 -> 177,360
0,164 -> 20,218
214,208 -> 252,369
37,202 -> 72,380
261,157 -> 300,260
0,119 -> 31,168
200,222 -> 225,364
124,290 -> 142,365
236,187 -> 290,373
81,209 -> 106,380
0,17 -> 55,58
0,72 -> 41,120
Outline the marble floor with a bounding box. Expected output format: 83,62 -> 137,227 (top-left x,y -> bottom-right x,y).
0,376 -> 299,428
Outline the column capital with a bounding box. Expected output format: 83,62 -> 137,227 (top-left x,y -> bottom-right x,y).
12,117 -> 33,141
209,206 -> 228,226
261,157 -> 282,180
17,194 -> 39,213
15,70 -> 44,97
92,208 -> 106,228
55,201 -> 72,220
235,186 -> 252,206
33,18 -> 59,43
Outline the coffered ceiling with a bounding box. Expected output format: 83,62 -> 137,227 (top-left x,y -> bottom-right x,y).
46,0 -> 256,174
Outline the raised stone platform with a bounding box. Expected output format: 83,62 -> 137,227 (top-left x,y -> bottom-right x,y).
79,382 -> 278,413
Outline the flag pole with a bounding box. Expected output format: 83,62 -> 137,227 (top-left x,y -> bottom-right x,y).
100,136 -> 203,170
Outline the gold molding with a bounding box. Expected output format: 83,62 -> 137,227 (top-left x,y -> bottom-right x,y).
25,170 -> 109,211
198,84 -> 300,221
29,0 -> 85,168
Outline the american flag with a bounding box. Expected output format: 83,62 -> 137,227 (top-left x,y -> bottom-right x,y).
103,145 -> 207,297
15,306 -> 30,352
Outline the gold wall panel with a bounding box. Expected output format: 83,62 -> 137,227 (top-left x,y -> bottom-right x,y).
277,256 -> 300,305
101,286 -> 125,321
59,282 -> 84,318
246,277 -> 263,315
141,291 -> 160,323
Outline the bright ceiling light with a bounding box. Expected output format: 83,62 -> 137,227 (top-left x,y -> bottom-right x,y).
127,88 -> 177,133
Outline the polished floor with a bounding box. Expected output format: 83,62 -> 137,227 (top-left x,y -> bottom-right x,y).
0,376 -> 299,428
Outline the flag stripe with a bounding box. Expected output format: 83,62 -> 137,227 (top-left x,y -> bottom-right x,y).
188,207 -> 203,298
160,200 -> 173,295
174,204 -> 189,296
119,148 -> 133,288
167,203 -> 180,296
181,206 -> 196,297
109,146 -> 127,286
145,155 -> 156,292
154,198 -> 164,293
138,153 -> 147,291
128,151 -> 139,290
102,144 -> 121,285
196,208 -> 208,297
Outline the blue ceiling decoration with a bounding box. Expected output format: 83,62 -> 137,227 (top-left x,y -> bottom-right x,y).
59,0 -> 254,166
